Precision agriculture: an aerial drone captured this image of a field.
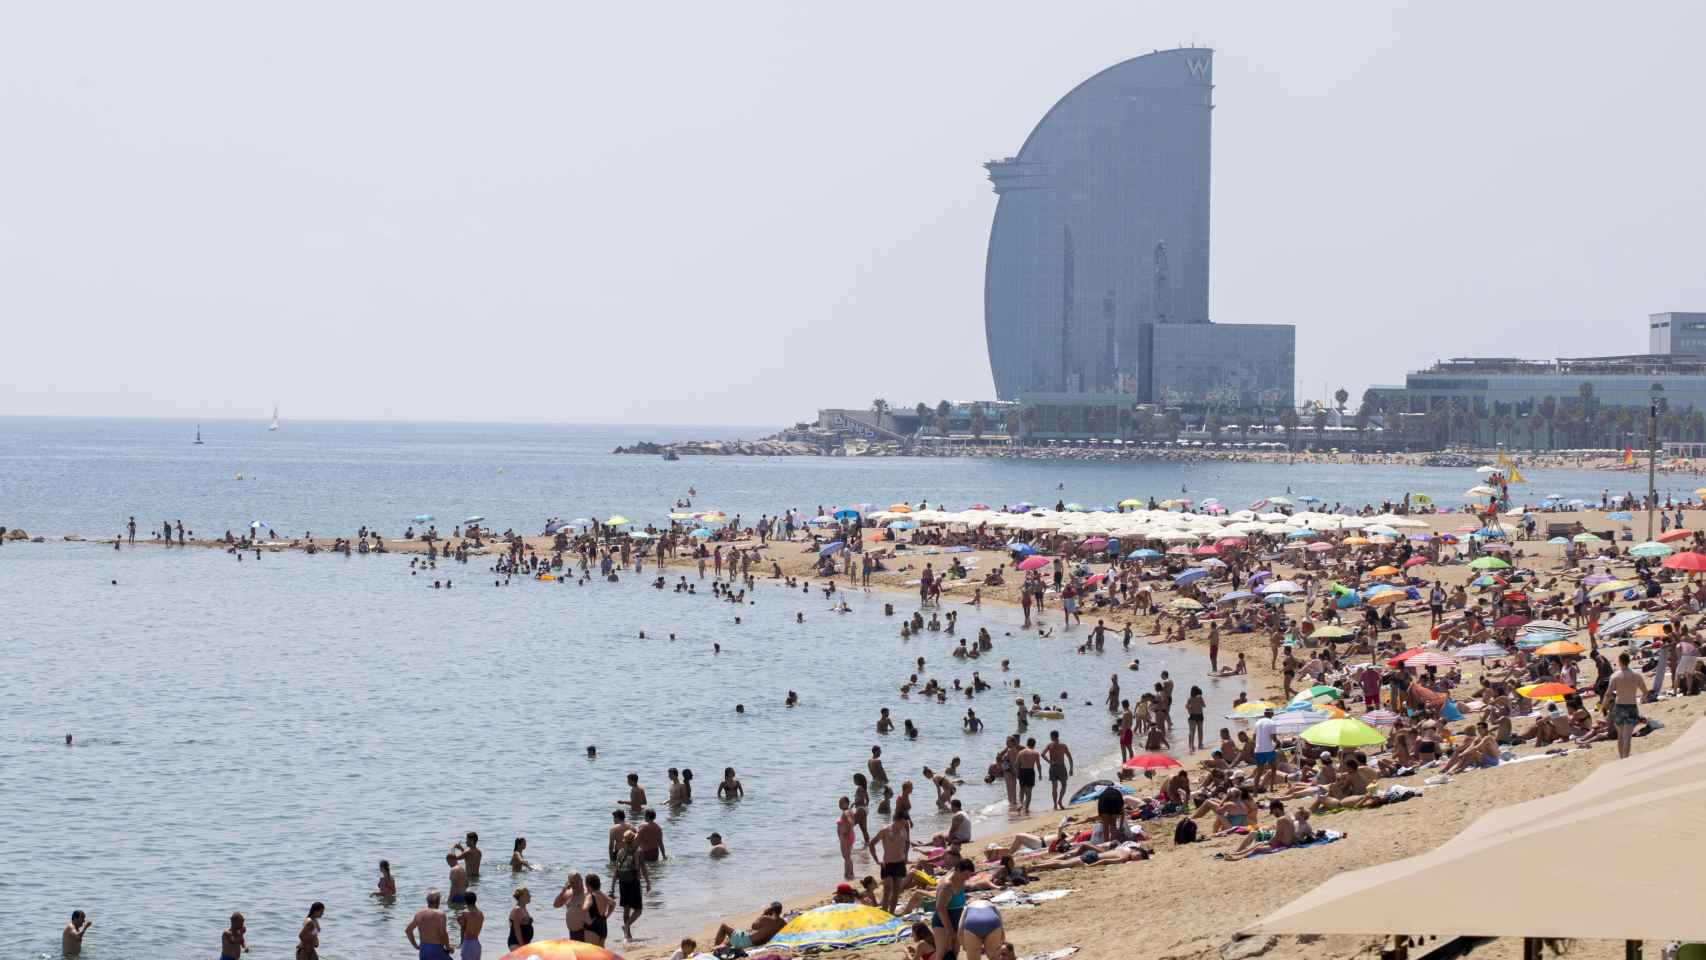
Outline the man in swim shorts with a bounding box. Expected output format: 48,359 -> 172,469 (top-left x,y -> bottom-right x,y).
1606,651 -> 1649,759
447,853 -> 469,905
1015,737 -> 1041,813
874,814 -> 912,913
405,889 -> 453,960
1042,731 -> 1075,810
714,901 -> 786,951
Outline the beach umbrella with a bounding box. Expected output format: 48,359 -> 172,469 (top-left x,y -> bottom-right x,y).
1260,580 -> 1303,594
1546,536 -> 1569,545
1016,555 -> 1050,571
1123,752 -> 1182,771
1217,590 -> 1256,604
605,515 -> 629,526
1218,536 -> 1246,546
1234,701 -> 1279,714
1631,541 -> 1675,558
688,528 -> 713,538
1402,556 -> 1430,568
1534,640 -> 1586,657
413,514 -> 434,523
1362,709 -> 1400,726
1128,548 -> 1162,560
888,520 -> 915,530
1632,623 -> 1671,639
1589,579 -> 1634,597
768,903 -> 909,952
1200,557 -> 1227,568
967,503 -> 990,511
1007,541 -> 1035,555
463,515 -> 485,524
1517,682 -> 1576,702
1170,597 -> 1204,611
1268,711 -> 1331,734
1119,498 -> 1144,509
1492,615 -> 1530,629
887,504 -> 911,513
1572,532 -> 1603,543
1286,529 -> 1316,539
1583,572 -> 1614,586
1664,552 -> 1706,572
1465,485 -> 1497,497
1366,591 -> 1404,607
807,515 -> 838,525
1468,556 -> 1510,570
1312,625 -> 1354,639
1300,495 -> 1322,503
1369,564 -> 1401,577
1292,684 -> 1342,703
1458,642 -> 1508,660
1174,568 -> 1209,585
819,541 -> 845,556
1193,544 -> 1220,556
1265,593 -> 1295,605
498,940 -> 623,960
833,508 -> 860,520
1658,528 -> 1693,543
1301,718 -> 1387,748
1080,537 -> 1109,550
1607,511 -> 1634,521
1404,650 -> 1458,668
1305,542 -> 1334,553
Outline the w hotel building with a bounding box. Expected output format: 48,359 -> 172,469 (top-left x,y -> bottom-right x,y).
982,48 -> 1293,409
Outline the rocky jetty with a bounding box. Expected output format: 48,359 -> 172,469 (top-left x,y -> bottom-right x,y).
613,438 -> 828,457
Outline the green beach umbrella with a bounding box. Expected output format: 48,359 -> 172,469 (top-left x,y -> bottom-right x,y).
1468,556 -> 1510,570
1573,532 -> 1603,543
1630,541 -> 1674,558
1300,717 -> 1387,748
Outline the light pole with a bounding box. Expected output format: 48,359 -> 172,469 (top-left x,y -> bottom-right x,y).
1648,396 -> 1663,540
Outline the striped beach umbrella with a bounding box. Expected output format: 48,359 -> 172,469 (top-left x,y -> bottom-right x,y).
499,940 -> 623,960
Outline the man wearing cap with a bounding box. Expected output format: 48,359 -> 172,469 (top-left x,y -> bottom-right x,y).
713,901 -> 784,951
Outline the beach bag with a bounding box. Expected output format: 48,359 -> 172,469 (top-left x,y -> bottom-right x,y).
1173,818 -> 1198,845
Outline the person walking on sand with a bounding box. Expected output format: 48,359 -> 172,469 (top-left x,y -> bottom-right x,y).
1606,651 -> 1649,759
1042,731 -> 1074,810
406,890 -> 452,960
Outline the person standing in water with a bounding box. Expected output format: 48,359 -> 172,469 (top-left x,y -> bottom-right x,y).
220,912 -> 247,959
455,891 -> 484,960
296,902 -> 324,960
62,911 -> 93,956
405,890 -> 452,959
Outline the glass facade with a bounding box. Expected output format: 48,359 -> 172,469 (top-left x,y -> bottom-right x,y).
1149,323 -> 1295,408
984,49 -> 1214,398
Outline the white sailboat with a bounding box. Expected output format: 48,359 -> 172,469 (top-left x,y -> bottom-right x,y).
268,405 -> 279,432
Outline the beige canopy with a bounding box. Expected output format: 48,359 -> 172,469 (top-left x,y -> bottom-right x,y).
1246,718 -> 1706,942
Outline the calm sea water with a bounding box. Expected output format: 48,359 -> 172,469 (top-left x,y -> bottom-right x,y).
1,417 -> 1694,959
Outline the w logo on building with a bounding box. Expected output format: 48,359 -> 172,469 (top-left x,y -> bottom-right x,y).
1187,58 -> 1210,78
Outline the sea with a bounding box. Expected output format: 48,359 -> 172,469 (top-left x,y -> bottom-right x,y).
1,417 -> 1693,959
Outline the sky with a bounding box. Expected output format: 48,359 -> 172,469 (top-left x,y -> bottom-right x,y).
3,2 -> 1704,426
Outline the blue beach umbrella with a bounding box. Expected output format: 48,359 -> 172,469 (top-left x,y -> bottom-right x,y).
1104,538 -> 1121,553
1548,536 -> 1569,545
1286,529 -> 1316,539
1217,590 -> 1256,604
1129,548 -> 1162,560
889,520 -> 915,530
820,541 -> 845,555
1007,541 -> 1035,555
413,514 -> 434,523
1174,567 -> 1209,585
834,508 -> 860,520
689,528 -> 713,538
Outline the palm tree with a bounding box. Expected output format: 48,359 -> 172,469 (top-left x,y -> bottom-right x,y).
1004,407 -> 1023,441
1310,407 -> 1329,445
1279,407 -> 1300,450
936,400 -> 952,437
1333,388 -> 1349,415
1354,403 -> 1371,446
969,404 -> 986,439
1019,406 -> 1039,441
1205,409 -> 1223,442
914,402 -> 931,437
871,398 -> 890,422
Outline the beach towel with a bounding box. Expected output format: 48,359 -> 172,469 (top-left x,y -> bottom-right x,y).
1247,830 -> 1345,858
1020,949 -> 1080,960
988,889 -> 1073,909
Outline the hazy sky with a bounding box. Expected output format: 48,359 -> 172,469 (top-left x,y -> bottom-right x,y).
4,2 -> 1704,426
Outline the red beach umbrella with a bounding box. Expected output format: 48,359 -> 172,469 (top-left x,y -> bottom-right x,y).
1122,753 -> 1181,771
1017,555 -> 1051,571
1657,529 -> 1693,543
1492,615 -> 1530,629
1663,551 -> 1706,572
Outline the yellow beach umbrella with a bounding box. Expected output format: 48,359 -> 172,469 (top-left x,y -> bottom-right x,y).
605,515 -> 631,526
1234,701 -> 1278,714
1367,591 -> 1405,606
1119,498 -> 1144,508
1588,579 -> 1633,597
888,504 -> 912,513
1368,565 -> 1401,577
769,903 -> 909,951
1170,597 -> 1204,611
